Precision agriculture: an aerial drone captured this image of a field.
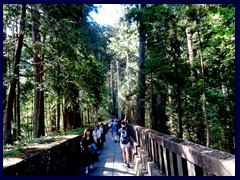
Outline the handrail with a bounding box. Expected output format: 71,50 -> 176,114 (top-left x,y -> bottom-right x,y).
128,124 -> 235,176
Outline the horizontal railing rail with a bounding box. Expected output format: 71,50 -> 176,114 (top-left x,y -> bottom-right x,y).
128,124 -> 235,176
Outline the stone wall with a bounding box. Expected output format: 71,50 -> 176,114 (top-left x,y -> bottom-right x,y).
3,135 -> 82,176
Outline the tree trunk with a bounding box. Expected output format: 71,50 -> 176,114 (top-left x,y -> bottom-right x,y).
171,34 -> 183,139
16,80 -> 21,140
224,83 -> 235,154
151,84 -> 167,133
57,63 -> 61,132
50,105 -> 56,133
63,98 -> 74,130
116,60 -> 122,120
184,93 -> 194,141
74,102 -> 80,128
124,51 -> 133,122
13,90 -> 17,140
87,108 -> 90,125
137,4 -> 146,127
32,5 -> 45,138
186,26 -> 201,143
186,27 -> 196,86
176,81 -> 183,138
3,4 -> 26,144
94,104 -> 99,123
110,62 -> 116,116
3,26 -> 7,112
63,105 -> 71,131
63,83 -> 79,130
124,51 -> 131,122
197,30 -> 210,147
167,84 -> 174,132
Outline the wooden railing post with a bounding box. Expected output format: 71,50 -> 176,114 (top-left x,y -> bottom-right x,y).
187,161 -> 195,176
169,150 -> 175,176
163,147 -> 170,176
157,143 -> 164,174
177,154 -> 183,176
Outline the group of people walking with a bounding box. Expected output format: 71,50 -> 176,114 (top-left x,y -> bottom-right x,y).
80,123 -> 107,174
108,119 -> 132,168
80,119 -> 131,174
108,118 -> 121,142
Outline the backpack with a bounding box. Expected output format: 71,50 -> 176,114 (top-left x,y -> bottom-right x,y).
120,127 -> 129,144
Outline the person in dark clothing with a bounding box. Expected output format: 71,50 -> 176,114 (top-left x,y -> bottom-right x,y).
99,123 -> 106,142
80,128 -> 99,174
118,121 -> 131,168
112,119 -> 119,142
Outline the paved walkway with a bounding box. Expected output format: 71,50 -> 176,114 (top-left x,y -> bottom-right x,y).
79,130 -> 136,176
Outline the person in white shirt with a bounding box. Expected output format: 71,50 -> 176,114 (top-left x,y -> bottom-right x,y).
92,125 -> 101,153
108,120 -> 113,130
99,124 -> 104,134
108,120 -> 114,139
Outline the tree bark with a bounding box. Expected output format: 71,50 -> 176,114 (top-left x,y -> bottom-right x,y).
50,108 -> 56,132
186,27 -> 196,86
151,91 -> 167,133
3,26 -> 7,112
94,104 -> 99,123
3,4 -> 26,144
110,61 -> 117,116
16,80 -> 21,140
176,81 -> 183,139
137,4 -> 146,127
56,63 -> 61,131
116,60 -> 122,120
32,5 -> 45,138
171,34 -> 183,139
87,108 -> 90,125
167,84 -> 174,131
63,105 -> 71,131
186,26 -> 202,143
63,97 -> 74,130
197,30 -> 210,147
124,51 -> 132,122
63,83 -> 79,130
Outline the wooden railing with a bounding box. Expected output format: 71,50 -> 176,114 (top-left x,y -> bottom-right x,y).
128,124 -> 235,176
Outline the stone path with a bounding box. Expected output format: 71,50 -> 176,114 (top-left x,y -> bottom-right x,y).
79,130 -> 136,176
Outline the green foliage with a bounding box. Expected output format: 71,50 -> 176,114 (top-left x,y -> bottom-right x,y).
3,4 -> 112,141
3,150 -> 23,157
3,4 -> 235,154
56,127 -> 86,136
122,4 -> 235,153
